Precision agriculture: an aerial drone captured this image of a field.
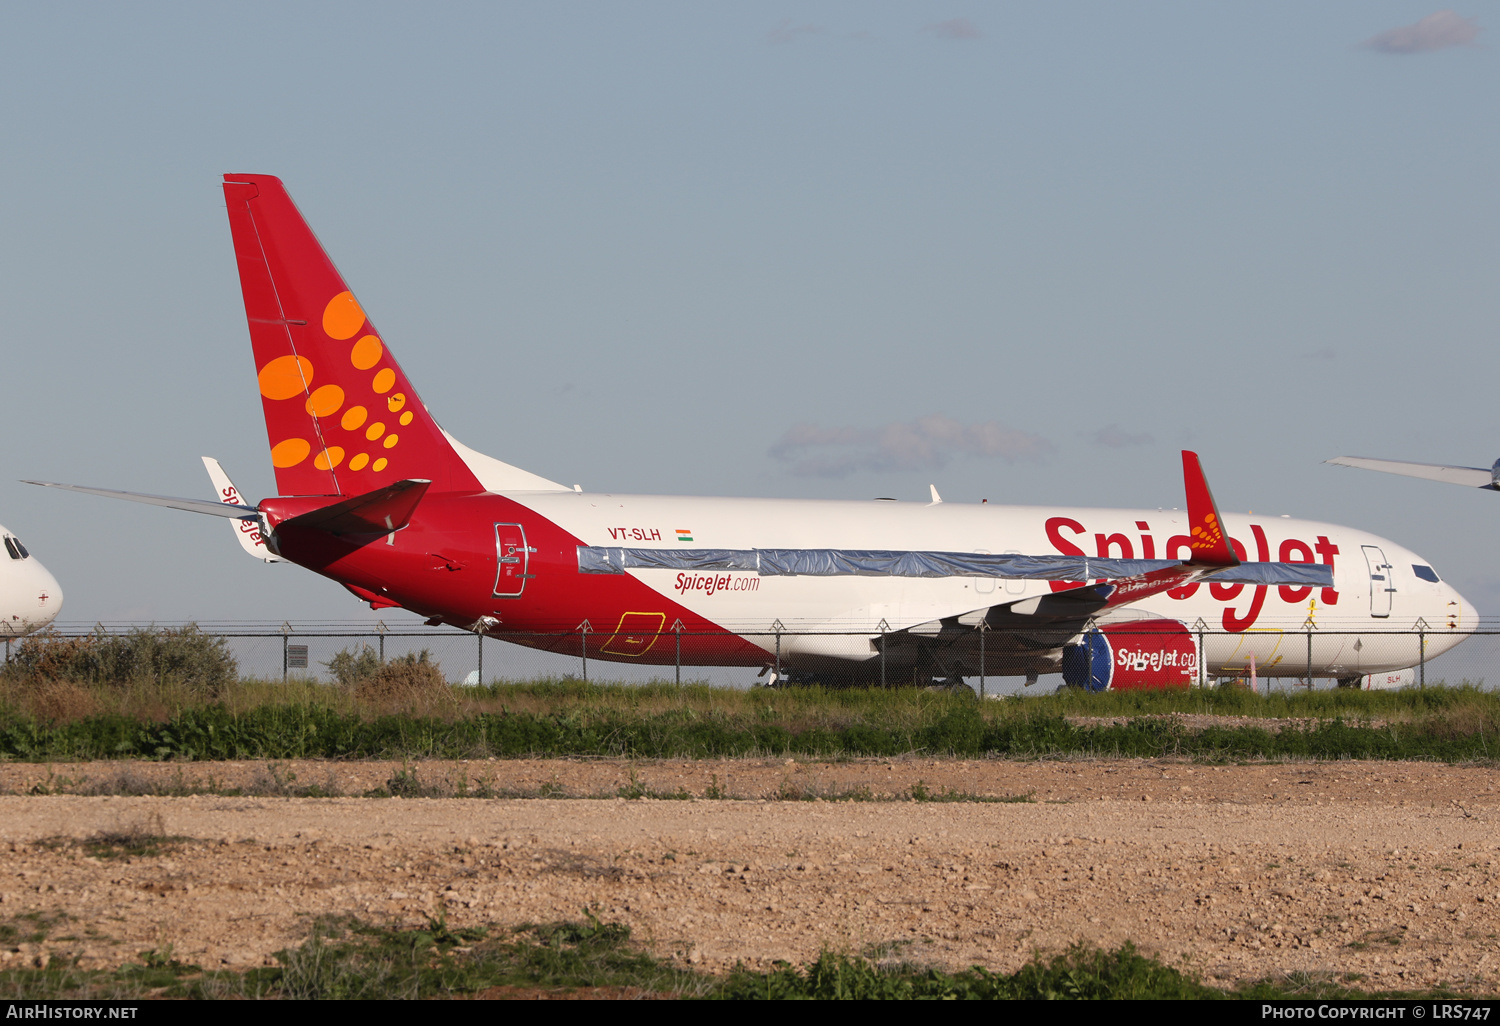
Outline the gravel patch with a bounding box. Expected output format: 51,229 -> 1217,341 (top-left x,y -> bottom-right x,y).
0,757 -> 1495,992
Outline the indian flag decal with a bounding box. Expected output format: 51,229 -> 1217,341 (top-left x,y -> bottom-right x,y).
676,529 -> 693,542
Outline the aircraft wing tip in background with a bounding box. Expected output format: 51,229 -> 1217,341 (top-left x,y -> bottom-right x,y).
1323,456 -> 1495,490
21,480 -> 261,519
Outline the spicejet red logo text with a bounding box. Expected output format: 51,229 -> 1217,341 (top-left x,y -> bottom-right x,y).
1045,517 -> 1339,633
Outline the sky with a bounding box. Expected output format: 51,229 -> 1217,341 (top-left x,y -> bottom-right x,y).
0,2 -> 1497,631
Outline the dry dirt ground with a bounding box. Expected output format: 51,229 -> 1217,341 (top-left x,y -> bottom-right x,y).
0,756 -> 1498,992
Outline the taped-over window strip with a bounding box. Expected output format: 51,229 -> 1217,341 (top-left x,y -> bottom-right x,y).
576,546 -> 1332,588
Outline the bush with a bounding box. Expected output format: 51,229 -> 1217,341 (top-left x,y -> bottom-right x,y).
323,645 -> 383,688
3,626 -> 237,698
323,644 -> 448,700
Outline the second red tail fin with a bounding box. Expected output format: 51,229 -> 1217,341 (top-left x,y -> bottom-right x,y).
222,174 -> 482,497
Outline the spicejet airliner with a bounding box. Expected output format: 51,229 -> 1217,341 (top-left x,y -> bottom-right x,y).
26,175 -> 1475,690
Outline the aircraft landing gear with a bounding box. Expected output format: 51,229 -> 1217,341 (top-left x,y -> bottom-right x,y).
924,675 -> 977,698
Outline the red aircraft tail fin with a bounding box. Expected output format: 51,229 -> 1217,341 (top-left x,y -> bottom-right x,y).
1181,450 -> 1238,567
221,174 -> 482,497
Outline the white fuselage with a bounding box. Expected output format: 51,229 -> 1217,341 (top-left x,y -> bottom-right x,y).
0,522 -> 62,637
515,492 -> 1471,679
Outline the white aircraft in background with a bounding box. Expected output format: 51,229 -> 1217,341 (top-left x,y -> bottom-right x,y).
0,522 -> 62,637
1327,455 -> 1500,492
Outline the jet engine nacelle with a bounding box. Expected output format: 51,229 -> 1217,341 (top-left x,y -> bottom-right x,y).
1359,667 -> 1418,691
1061,618 -> 1198,691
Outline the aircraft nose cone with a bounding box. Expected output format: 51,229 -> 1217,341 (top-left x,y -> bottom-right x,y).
1442,580 -> 1473,632
30,564 -> 62,630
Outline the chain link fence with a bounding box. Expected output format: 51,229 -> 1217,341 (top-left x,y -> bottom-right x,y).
8,620 -> 1497,696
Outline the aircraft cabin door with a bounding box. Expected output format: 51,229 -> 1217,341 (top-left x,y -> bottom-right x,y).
494,523 -> 530,598
1361,544 -> 1394,618
1004,550 -> 1026,595
973,550 -> 995,595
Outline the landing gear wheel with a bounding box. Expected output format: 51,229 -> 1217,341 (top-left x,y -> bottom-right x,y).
925,678 -> 977,698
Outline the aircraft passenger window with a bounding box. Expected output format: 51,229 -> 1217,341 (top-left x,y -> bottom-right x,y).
1412,564 -> 1440,583
3,538 -> 18,560
12,538 -> 27,559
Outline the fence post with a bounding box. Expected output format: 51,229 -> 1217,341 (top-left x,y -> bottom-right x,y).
281,621 -> 292,682
376,620 -> 387,664
1303,615 -> 1316,689
979,621 -> 986,700
672,619 -> 684,686
1084,621 -> 1093,690
878,619 -> 889,688
1415,617 -> 1429,687
1193,618 -> 1208,688
477,632 -> 483,686
771,620 -> 783,683
578,620 -> 591,682
4,637 -> 8,664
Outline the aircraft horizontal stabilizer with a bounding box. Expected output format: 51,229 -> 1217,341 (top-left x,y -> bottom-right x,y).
1326,456 -> 1496,490
22,481 -> 261,519
276,479 -> 431,536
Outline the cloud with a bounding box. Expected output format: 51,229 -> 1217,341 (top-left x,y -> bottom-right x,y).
1091,425 -> 1154,448
1362,10 -> 1481,53
770,415 -> 1053,478
924,18 -> 982,40
766,19 -> 823,44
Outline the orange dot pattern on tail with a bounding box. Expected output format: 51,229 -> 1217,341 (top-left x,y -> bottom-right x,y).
258,291 -> 426,482
326,292 -> 421,477
1190,512 -> 1224,553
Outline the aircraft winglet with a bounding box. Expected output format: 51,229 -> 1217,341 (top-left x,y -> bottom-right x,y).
202,458 -> 283,563
1181,450 -> 1238,567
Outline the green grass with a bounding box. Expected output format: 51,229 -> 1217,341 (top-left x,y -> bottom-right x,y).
0,911 -> 69,949
717,943 -> 1222,999
33,813 -> 192,862
909,780 -> 1036,803
0,677 -> 1497,764
0,681 -> 1494,762
0,915 -> 1482,1000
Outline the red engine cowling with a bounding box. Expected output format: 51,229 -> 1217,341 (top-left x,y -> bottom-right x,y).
1061,618 -> 1198,691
